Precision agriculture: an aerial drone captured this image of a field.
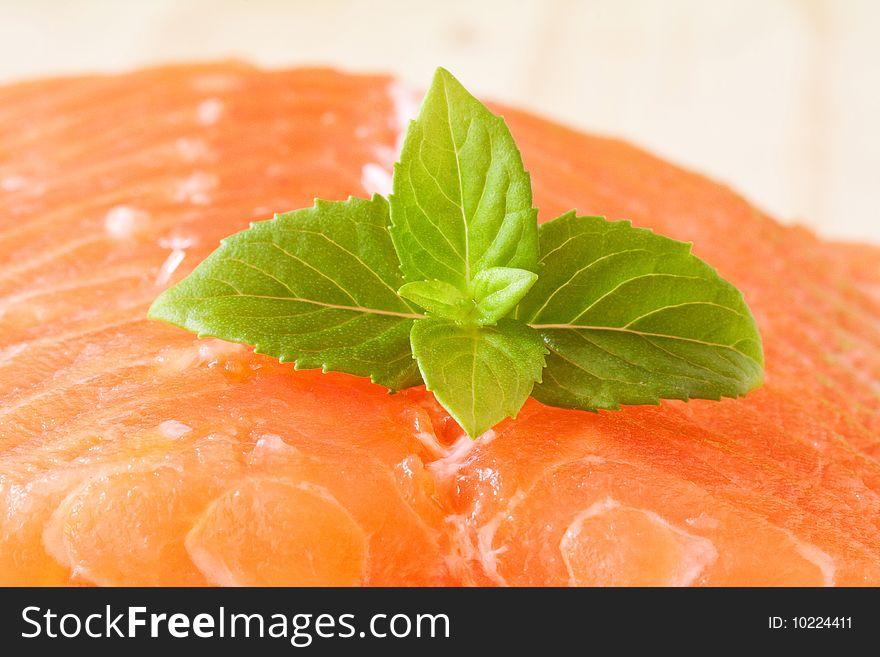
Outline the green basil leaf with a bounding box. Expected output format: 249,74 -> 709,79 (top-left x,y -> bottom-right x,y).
148,196 -> 423,391
410,317 -> 546,438
521,211 -> 764,409
389,67 -> 538,291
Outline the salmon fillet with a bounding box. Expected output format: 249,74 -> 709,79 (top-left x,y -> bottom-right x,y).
0,64 -> 877,586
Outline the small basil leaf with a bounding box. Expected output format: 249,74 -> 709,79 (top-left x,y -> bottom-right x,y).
471,267 -> 538,325
410,317 -> 546,438
398,279 -> 473,321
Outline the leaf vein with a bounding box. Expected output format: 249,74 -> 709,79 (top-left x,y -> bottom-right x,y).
622,300 -> 749,328
172,292 -> 425,319
531,323 -> 759,364
569,273 -> 706,324
528,248 -> 653,321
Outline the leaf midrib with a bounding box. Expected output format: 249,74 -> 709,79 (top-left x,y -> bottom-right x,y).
442,77 -> 471,286
176,292 -> 425,320
528,322 -> 761,364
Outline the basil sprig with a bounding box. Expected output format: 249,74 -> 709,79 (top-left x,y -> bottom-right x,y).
150,69 -> 763,438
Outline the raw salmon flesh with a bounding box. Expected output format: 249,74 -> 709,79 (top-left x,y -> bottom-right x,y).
0,64 -> 878,586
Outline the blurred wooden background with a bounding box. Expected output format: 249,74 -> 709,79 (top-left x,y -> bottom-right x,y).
1,0 -> 877,244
